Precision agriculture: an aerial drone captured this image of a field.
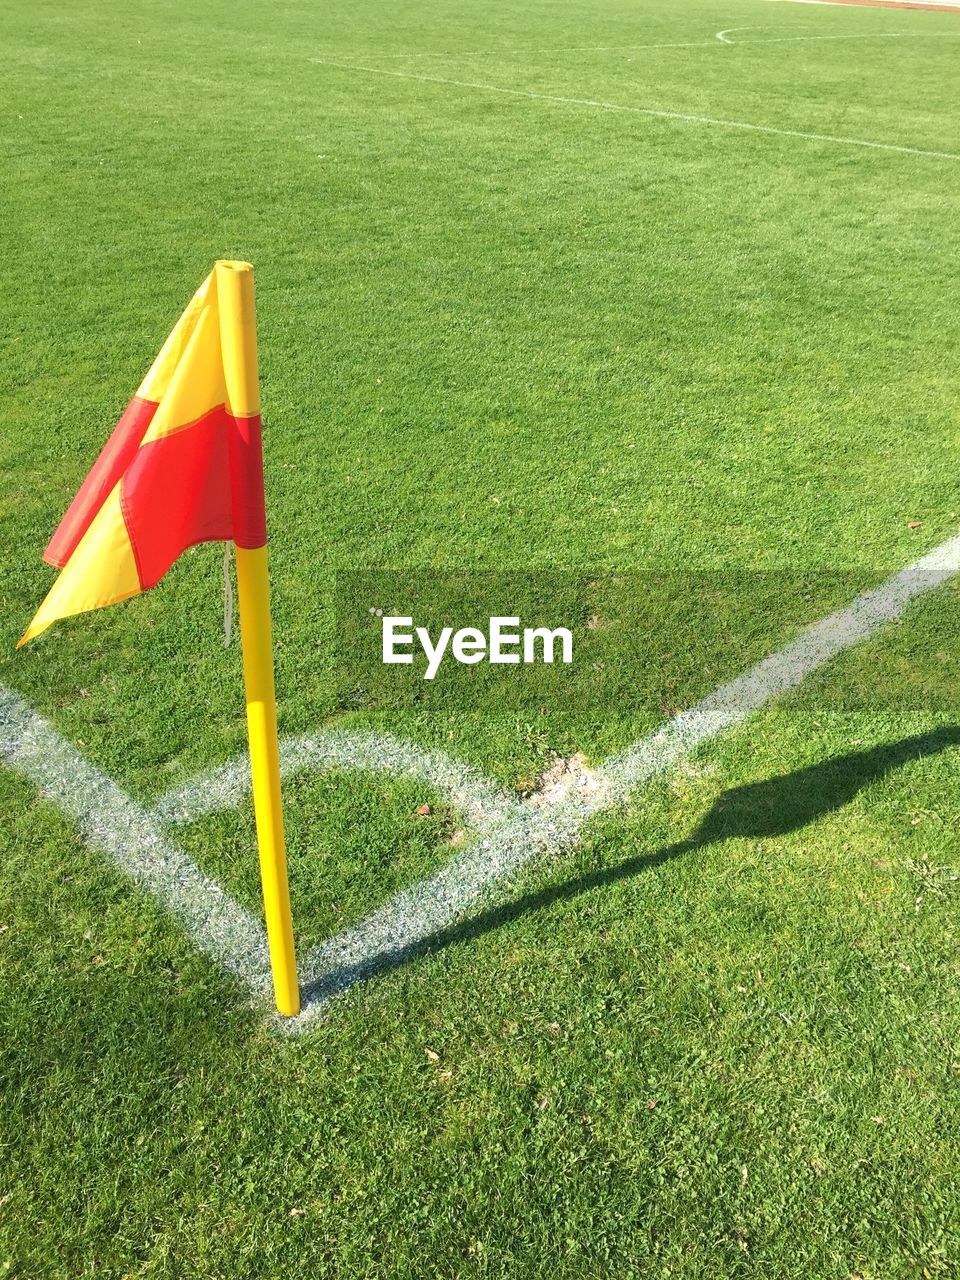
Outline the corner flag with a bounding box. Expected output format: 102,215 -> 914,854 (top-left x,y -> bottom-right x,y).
20,263 -> 266,645
19,261 -> 300,1017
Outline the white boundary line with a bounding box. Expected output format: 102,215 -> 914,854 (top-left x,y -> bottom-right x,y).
770,0 -> 960,7
5,534 -> 960,1030
0,684 -> 272,996
360,40 -> 734,58
308,59 -> 960,161
714,30 -> 904,41
336,32 -> 903,58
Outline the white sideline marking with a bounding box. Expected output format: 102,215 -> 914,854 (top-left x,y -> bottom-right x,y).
4,533 -> 960,1029
0,685 -> 272,995
308,60 -> 960,161
335,32 -> 903,59
362,39 -> 740,58
771,0 -> 960,6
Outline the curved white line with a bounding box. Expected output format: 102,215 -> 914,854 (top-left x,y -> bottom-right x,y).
716,26 -> 751,43
153,728 -> 522,833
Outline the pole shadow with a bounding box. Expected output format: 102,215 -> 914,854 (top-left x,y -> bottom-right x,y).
301,727 -> 960,1007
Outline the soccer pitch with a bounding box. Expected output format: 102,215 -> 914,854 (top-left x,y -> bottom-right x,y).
3,0 -> 960,1274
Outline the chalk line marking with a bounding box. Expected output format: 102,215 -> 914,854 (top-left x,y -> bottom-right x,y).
334,32 -> 902,58
713,30 -> 904,40
357,39 -> 739,58
308,60 -> 960,161
710,26 -> 888,42
4,532 -> 960,1030
0,684 -> 272,996
769,0 -> 960,10
154,728 -> 521,832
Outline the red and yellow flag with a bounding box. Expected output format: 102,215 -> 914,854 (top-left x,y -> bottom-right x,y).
20,260 -> 266,646
19,261 -> 301,1017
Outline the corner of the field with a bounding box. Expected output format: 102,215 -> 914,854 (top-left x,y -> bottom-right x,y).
270,995 -> 331,1036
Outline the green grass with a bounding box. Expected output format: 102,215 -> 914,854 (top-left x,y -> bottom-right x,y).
180,770 -> 461,951
2,0 -> 960,1272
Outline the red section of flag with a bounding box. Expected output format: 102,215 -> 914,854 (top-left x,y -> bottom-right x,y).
44,396 -> 158,569
119,409 -> 267,589
226,413 -> 269,549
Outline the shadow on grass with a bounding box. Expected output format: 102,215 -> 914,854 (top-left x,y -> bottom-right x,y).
303,727 -> 960,1005
443,725 -> 960,935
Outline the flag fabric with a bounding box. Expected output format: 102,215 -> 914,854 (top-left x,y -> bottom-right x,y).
19,261 -> 266,646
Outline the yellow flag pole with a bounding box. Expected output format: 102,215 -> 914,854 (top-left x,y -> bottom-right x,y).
234,544 -> 299,1015
216,261 -> 300,1017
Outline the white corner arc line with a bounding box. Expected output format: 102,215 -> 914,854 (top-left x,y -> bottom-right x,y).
713,28 -> 896,44
153,728 -> 522,831
307,60 -> 960,161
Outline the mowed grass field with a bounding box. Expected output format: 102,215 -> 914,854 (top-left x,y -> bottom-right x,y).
3,0 -> 960,1274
